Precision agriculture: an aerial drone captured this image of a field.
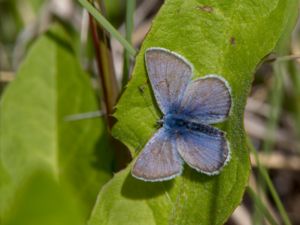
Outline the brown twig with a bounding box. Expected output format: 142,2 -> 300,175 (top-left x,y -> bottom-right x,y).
88,0 -> 131,170
89,12 -> 118,128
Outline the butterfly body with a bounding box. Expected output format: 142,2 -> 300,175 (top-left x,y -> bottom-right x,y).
131,47 -> 232,182
163,114 -> 223,137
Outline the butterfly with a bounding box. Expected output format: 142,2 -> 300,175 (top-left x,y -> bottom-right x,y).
132,47 -> 232,182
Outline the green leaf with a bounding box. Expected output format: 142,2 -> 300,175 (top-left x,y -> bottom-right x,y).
89,0 -> 298,225
0,24 -> 113,218
3,170 -> 85,225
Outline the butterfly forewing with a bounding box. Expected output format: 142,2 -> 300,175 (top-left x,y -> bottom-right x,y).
132,128 -> 183,181
145,48 -> 192,114
176,127 -> 230,175
179,76 -> 231,124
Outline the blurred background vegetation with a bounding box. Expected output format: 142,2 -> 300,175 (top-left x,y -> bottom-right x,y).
0,0 -> 300,225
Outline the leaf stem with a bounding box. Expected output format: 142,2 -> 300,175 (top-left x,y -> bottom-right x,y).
251,146 -> 292,225
246,186 -> 278,225
88,13 -> 118,127
122,0 -> 136,87
78,0 -> 137,56
87,0 -> 132,171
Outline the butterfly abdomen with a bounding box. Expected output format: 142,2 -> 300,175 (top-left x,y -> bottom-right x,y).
163,114 -> 223,137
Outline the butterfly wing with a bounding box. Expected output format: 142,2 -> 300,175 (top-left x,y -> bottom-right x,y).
179,75 -> 232,124
176,125 -> 230,175
145,48 -> 192,114
132,128 -> 183,181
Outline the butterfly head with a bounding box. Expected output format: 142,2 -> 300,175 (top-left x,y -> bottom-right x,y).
156,118 -> 164,128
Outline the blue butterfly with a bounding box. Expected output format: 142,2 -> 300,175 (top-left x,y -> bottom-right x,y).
132,47 -> 232,182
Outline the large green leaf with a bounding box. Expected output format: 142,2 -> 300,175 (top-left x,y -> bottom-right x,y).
88,0 -> 298,225
0,25 -> 113,218
3,170 -> 85,225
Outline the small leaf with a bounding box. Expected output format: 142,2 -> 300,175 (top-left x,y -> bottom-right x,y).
89,0 -> 298,225
0,24 -> 113,217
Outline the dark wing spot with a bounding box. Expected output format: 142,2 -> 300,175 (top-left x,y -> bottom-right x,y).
230,37 -> 236,46
196,5 -> 214,13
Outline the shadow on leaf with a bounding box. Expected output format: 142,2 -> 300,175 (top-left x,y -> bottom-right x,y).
121,170 -> 174,199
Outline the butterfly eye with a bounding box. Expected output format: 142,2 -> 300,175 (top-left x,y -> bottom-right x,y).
156,119 -> 163,127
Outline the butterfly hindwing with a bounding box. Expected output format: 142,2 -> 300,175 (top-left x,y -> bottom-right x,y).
132,128 -> 183,182
176,125 -> 230,175
145,48 -> 192,114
